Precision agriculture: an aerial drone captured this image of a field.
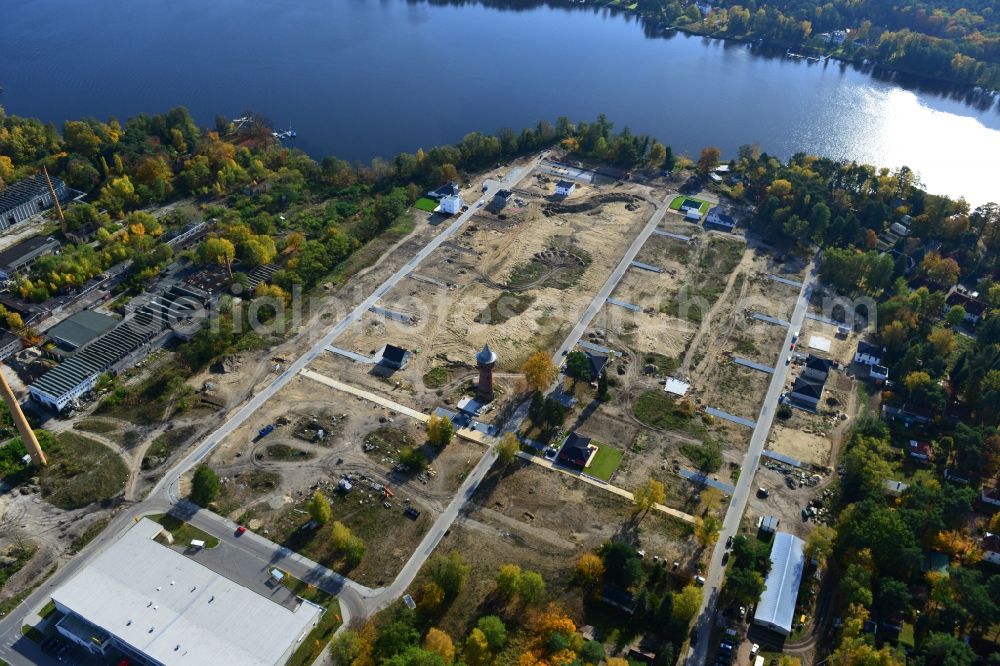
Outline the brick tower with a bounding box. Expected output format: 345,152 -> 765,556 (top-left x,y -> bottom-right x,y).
476,344 -> 497,403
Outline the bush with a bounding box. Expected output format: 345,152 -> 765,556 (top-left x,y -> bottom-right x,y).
190,465 -> 221,507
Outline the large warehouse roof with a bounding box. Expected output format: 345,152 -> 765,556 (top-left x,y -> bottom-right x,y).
46,310 -> 119,350
753,531 -> 805,636
50,519 -> 321,666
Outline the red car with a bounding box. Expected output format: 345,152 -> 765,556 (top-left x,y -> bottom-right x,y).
235,525 -> 247,536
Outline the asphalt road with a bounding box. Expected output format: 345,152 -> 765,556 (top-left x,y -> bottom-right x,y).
0,157 -> 546,666
685,257 -> 817,665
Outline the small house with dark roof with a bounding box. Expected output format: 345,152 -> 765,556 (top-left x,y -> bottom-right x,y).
585,351 -> 608,380
854,340 -> 884,366
378,344 -> 410,370
981,484 -> 1000,508
907,440 -> 933,462
0,174 -> 70,231
427,182 -> 460,200
789,375 -> 824,410
980,533 -> 1000,566
945,291 -> 988,324
558,432 -> 596,469
489,189 -> 514,212
555,180 -> 576,197
803,355 -> 834,382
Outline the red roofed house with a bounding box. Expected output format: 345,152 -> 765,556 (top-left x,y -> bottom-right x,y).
945,291 -> 988,325
908,440 -> 933,462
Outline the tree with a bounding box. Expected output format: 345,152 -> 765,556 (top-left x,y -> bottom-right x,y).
565,351 -> 591,381
580,640 -> 605,665
522,351 -> 557,391
423,628 -> 454,663
519,571 -> 545,604
697,146 -> 721,175
575,553 -> 605,589
329,630 -> 362,666
877,578 -> 911,618
919,632 -> 977,666
597,371 -> 609,400
5,312 -> 23,331
426,414 -> 454,447
804,525 -> 836,564
190,465 -> 220,506
308,491 -> 332,525
199,237 -> 236,278
463,628 -> 490,666
672,585 -> 703,623
600,541 -> 643,588
632,477 -> 665,520
427,551 -> 468,598
495,432 -> 519,466
417,581 -> 445,614
946,305 -> 967,327
694,515 -> 722,549
723,567 -> 765,607
475,616 -> 507,651
928,328 -> 956,356
331,521 -> 366,567
495,563 -> 522,599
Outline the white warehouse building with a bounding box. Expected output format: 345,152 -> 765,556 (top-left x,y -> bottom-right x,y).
49,518 -> 323,666
752,531 -> 806,636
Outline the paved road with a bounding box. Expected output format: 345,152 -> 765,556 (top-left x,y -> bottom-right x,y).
0,157 -> 546,666
685,257 -> 817,665
551,190 -> 675,363
154,156 -> 544,505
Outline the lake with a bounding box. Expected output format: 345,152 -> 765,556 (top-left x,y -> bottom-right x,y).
2,0 -> 999,204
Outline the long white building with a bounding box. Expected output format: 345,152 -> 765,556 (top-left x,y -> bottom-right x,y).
49,518 -> 322,666
752,531 -> 806,636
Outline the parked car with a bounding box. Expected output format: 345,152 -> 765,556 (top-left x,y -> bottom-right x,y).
751,643 -> 760,657
721,552 -> 730,565
694,575 -> 707,586
726,535 -> 734,549
403,507 -> 420,520
757,487 -> 769,498
235,525 -> 247,536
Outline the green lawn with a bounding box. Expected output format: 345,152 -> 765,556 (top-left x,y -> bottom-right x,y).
669,195 -> 711,213
587,444 -> 623,481
150,514 -> 220,548
414,197 -> 439,212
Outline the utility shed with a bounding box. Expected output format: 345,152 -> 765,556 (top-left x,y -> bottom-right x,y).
46,311 -> 119,351
49,518 -> 322,666
753,531 -> 805,636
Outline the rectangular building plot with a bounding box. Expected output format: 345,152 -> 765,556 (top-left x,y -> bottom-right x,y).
705,407 -> 756,429
324,346 -> 374,364
806,312 -> 842,327
606,297 -> 642,312
653,229 -> 690,241
752,312 -> 791,327
763,449 -> 805,469
630,260 -> 664,273
768,274 -> 803,288
733,357 -> 775,374
578,340 -> 613,354
369,305 -> 415,324
678,468 -> 737,494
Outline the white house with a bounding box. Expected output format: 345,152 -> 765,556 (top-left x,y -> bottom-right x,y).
854,340 -> 883,366
555,180 -> 576,197
705,205 -> 736,231
685,208 -> 702,222
982,533 -> 1000,566
435,194 -> 462,215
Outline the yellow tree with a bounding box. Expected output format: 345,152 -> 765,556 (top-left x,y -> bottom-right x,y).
464,628 -> 490,666
426,414 -> 455,447
575,553 -> 604,590
927,328 -> 955,356
424,628 -> 455,663
417,581 -> 445,614
696,146 -> 721,175
672,585 -> 703,622
522,351 -> 557,392
606,659 -> 630,666
199,237 -> 236,278
694,515 -> 722,549
632,477 -> 665,521
495,432 -> 520,466
308,491 -> 332,525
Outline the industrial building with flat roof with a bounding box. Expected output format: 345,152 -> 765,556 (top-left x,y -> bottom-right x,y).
753,531 -> 806,636
50,518 -> 322,666
0,234 -> 60,280
0,173 -> 69,230
30,283 -> 209,412
45,310 -> 119,352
